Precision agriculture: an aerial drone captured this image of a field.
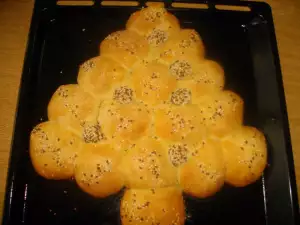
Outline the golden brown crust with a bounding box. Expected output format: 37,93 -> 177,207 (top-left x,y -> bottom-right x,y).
74,143 -> 124,197
119,137 -> 178,188
77,56 -> 127,98
131,61 -> 177,105
179,138 -> 225,198
159,29 -> 205,62
121,187 -> 185,225
30,121 -> 81,179
126,6 -> 180,46
47,84 -> 99,135
100,30 -> 149,69
197,90 -> 244,137
98,100 -> 151,143
221,126 -> 267,187
154,104 -> 205,145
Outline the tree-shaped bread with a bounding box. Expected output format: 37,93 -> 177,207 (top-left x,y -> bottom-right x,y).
30,4 -> 267,225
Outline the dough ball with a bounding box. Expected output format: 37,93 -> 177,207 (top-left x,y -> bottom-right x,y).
179,138 -> 225,198
30,121 -> 81,179
47,84 -> 99,135
159,29 -> 205,62
74,143 -> 124,197
197,90 -> 244,137
120,137 -> 177,188
221,126 -> 267,187
121,187 -> 185,225
100,30 -> 149,69
126,5 -> 180,48
98,100 -> 151,143
132,61 -> 177,105
77,56 -> 126,98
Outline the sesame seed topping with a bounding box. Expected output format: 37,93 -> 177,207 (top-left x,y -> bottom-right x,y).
81,60 -> 95,72
171,88 -> 191,105
113,86 -> 134,104
169,60 -> 192,79
168,144 -> 188,167
82,123 -> 106,143
147,29 -> 168,46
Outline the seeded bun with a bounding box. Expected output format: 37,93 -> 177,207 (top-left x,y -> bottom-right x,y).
74,143 -> 124,197
179,138 -> 225,198
126,5 -> 180,47
47,84 -> 99,136
121,187 -> 185,225
159,29 -> 205,62
77,56 -> 127,98
221,126 -> 267,187
100,30 -> 149,69
30,121 -> 81,179
97,100 -> 151,144
154,104 -> 205,145
131,61 -> 177,105
197,90 -> 244,137
120,136 -> 178,188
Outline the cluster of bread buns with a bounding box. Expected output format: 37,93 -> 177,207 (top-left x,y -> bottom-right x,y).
30,4 -> 267,225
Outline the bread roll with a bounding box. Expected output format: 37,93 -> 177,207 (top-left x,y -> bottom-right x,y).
74,143 -> 124,197
77,56 -> 127,98
120,137 -> 178,188
121,187 -> 185,225
126,4 -> 180,48
154,104 -> 205,145
98,100 -> 151,143
131,61 -> 177,105
30,121 -> 81,179
100,30 -> 149,69
47,84 -> 99,135
159,29 -> 205,62
179,138 -> 225,198
197,90 -> 244,137
177,60 -> 225,100
221,126 -> 267,187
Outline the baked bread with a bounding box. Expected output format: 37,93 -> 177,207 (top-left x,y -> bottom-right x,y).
159,29 -> 205,63
131,61 -> 177,105
221,126 -> 267,187
100,30 -> 149,69
77,56 -> 127,98
119,136 -> 178,188
30,121 -> 81,179
74,143 -> 124,197
29,5 -> 268,225
120,187 -> 185,225
179,138 -> 225,198
197,90 -> 244,137
47,84 -> 99,136
154,104 -> 205,145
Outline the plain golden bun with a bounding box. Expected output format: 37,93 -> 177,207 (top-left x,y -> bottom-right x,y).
97,100 -> 151,144
100,30 -> 149,69
197,90 -> 244,137
159,29 -> 205,62
131,61 -> 177,105
47,84 -> 99,135
30,121 -> 81,179
179,138 -> 225,198
74,143 -> 124,197
154,104 -> 205,145
77,56 -> 127,98
119,136 -> 177,188
221,126 -> 267,187
177,60 -> 225,100
121,187 -> 185,225
126,5 -> 180,47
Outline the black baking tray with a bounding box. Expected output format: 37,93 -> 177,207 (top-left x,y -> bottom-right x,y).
2,0 -> 299,224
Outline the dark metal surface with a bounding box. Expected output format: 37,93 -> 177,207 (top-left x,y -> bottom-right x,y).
2,1 -> 299,225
